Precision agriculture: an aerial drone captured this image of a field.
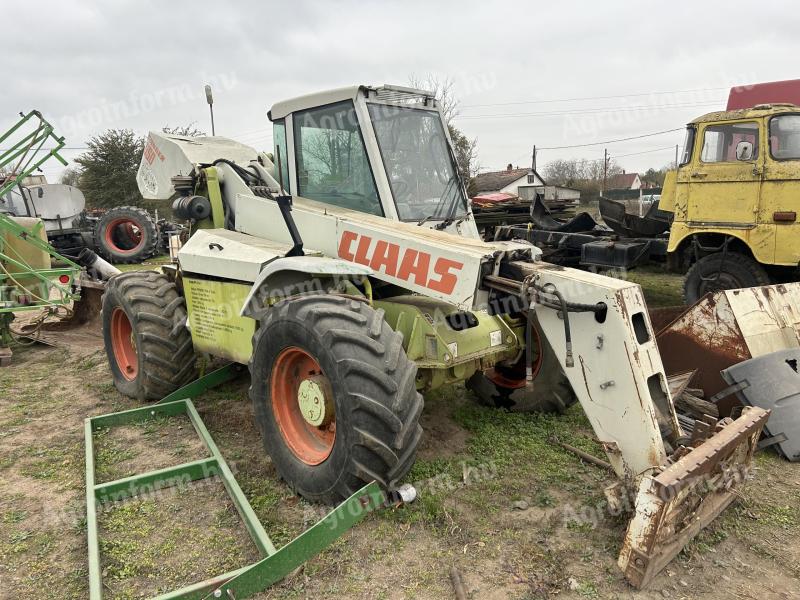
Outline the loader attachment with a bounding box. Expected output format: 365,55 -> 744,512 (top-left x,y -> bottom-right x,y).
619,405 -> 768,588
493,261 -> 772,588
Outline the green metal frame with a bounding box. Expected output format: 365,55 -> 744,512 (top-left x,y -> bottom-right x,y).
0,110 -> 68,198
157,362 -> 243,404
85,396 -> 383,599
0,213 -> 82,315
0,111 -> 81,336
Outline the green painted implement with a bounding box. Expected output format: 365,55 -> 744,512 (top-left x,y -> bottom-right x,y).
84,368 -> 385,599
0,111 -> 81,362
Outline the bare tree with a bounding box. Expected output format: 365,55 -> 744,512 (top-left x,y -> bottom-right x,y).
409,74 -> 460,127
408,74 -> 479,185
59,166 -> 82,188
162,122 -> 205,137
543,157 -> 622,195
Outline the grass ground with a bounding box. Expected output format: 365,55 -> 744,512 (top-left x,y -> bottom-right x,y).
0,266 -> 798,599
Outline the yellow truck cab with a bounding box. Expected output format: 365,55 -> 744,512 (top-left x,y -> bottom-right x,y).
660,104 -> 800,302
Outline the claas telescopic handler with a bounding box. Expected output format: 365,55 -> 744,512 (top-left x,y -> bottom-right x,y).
102,84 -> 769,588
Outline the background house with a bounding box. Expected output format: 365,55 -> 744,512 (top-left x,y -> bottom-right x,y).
607,171 -> 642,191
471,163 -> 580,215
471,164 -> 546,197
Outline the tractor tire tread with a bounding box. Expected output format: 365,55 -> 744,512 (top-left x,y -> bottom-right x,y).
103,271 -> 197,400
95,206 -> 158,264
249,294 -> 423,504
683,251 -> 771,304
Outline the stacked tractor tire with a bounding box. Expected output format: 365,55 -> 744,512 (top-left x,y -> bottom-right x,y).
94,206 -> 159,264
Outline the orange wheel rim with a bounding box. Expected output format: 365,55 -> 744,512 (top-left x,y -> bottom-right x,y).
105,218 -> 144,254
110,307 -> 138,381
486,322 -> 544,389
485,367 -> 528,389
271,346 -> 336,465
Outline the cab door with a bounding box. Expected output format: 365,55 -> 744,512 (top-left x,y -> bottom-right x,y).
763,113 -> 800,266
688,120 -> 764,226
687,119 -> 773,263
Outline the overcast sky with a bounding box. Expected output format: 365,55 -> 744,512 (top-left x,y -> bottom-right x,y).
4,0 -> 798,182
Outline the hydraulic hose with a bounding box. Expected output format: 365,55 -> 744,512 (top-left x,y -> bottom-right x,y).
534,283 -> 574,368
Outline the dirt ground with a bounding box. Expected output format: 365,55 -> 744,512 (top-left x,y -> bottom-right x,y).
1,268 -> 799,599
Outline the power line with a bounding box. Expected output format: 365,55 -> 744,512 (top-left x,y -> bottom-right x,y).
460,86 -> 729,109
0,146 -> 87,151
537,127 -> 684,150
481,143 -> 678,172
613,145 -> 677,159
455,100 -> 723,121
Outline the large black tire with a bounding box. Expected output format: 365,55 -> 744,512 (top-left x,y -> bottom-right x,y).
102,271 -> 197,400
466,316 -> 577,414
683,252 -> 770,304
95,206 -> 158,264
249,295 -> 423,504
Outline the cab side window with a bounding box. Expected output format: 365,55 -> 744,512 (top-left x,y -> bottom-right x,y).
293,101 -> 383,216
770,115 -> 800,160
700,122 -> 759,163
272,119 -> 290,192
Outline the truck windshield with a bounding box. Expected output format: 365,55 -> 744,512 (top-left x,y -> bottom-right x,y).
770,115 -> 800,160
368,103 -> 467,223
679,127 -> 695,166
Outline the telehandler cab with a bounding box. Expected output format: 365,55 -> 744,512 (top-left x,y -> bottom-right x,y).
103,84 -> 769,588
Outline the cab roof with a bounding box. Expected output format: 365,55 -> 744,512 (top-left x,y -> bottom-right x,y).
268,84 -> 437,121
690,103 -> 800,125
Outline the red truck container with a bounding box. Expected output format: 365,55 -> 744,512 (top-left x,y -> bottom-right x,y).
727,79 -> 800,110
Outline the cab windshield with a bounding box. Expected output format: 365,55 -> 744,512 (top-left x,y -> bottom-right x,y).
368,103 -> 467,223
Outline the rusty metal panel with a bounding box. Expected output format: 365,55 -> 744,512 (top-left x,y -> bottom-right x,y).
657,283 -> 800,414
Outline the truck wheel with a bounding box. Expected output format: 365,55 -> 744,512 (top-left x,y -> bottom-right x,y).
466,316 -> 577,414
95,206 -> 158,264
683,252 -> 770,304
102,271 -> 197,400
249,295 -> 423,504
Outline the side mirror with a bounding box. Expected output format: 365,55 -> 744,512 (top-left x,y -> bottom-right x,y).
736,141 -> 754,161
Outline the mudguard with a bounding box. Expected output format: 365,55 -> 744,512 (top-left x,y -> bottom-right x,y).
240,256 -> 372,317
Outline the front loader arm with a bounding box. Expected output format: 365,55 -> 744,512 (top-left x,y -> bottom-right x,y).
495,260 -> 769,589
502,261 -> 678,481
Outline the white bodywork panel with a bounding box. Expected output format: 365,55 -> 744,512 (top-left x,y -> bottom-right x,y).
137,132 -> 259,200
178,228 -> 301,282
241,256 -> 372,316
269,85 -> 365,120
235,191 -> 537,310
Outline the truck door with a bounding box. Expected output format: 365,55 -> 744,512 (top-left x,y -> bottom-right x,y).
764,113 -> 800,266
688,120 -> 770,258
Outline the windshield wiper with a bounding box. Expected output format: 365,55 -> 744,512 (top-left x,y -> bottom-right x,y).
416,173 -> 461,226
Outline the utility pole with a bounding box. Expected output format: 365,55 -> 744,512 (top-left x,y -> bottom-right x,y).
205,84 -> 215,136
675,144 -> 679,168
602,148 -> 608,196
